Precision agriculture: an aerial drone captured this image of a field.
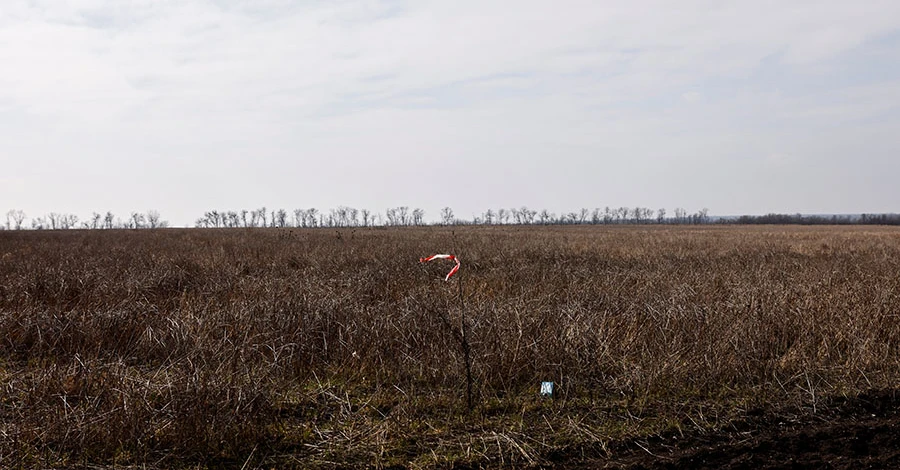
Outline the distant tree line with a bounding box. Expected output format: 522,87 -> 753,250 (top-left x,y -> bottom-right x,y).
469,206 -> 710,225
4,207 -> 899,230
192,206 -> 712,227
729,213 -> 900,225
3,210 -> 168,230
192,206 -> 428,228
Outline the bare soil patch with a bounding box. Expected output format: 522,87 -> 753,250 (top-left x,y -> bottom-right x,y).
576,390 -> 900,469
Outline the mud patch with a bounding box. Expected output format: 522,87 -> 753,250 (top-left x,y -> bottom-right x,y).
599,390 -> 900,469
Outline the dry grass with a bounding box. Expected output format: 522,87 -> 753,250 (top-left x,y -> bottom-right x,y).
1,225 -> 899,468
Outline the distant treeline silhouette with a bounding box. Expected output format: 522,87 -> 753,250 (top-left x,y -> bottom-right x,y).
190,206 -> 712,228
3,210 -> 167,230
732,213 -> 900,226
4,207 -> 899,230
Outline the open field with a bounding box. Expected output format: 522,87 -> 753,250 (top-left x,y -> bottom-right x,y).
1,225 -> 899,468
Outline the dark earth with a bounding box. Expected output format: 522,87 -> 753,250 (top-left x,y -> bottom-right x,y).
429,391 -> 900,470
567,390 -> 900,469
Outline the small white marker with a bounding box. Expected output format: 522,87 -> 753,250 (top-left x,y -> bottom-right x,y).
540,381 -> 554,397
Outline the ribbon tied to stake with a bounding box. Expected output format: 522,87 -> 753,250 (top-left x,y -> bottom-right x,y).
419,254 -> 460,281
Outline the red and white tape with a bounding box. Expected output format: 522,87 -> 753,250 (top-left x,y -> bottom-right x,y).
419,254 -> 460,281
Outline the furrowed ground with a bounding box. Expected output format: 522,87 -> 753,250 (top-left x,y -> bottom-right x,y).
0,225 -> 899,468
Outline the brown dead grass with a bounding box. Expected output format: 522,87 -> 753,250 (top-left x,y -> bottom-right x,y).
0,225 -> 899,468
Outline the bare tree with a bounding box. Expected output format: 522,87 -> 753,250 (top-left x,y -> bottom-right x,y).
695,208 -> 709,224
332,207 -> 345,227
206,211 -> 220,228
497,208 -> 508,225
61,214 -> 78,229
385,208 -> 398,226
657,208 -> 667,224
631,207 -> 643,223
44,212 -> 77,230
275,209 -> 287,228
331,206 -> 357,227
6,210 -> 26,230
538,209 -> 552,225
520,206 -> 536,224
131,212 -> 146,229
603,207 -> 613,224
32,216 -> 47,230
441,207 -> 454,226
512,208 -> 523,224
147,210 -> 164,228
483,209 -> 495,225
361,209 -> 371,227
226,211 -> 239,228
412,208 -> 425,226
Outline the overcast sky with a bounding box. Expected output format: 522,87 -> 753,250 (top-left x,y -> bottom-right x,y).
2,1 -> 899,226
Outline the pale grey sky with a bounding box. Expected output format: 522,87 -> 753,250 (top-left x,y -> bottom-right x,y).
2,0 -> 899,226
